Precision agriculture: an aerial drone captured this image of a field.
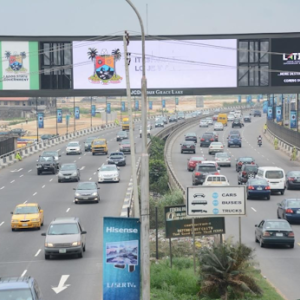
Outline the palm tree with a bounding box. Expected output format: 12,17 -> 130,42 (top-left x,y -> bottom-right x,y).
87,48 -> 98,76
198,241 -> 263,300
20,52 -> 26,59
5,51 -> 11,67
111,48 -> 121,77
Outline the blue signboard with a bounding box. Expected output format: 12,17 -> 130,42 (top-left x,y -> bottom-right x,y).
175,97 -> 179,105
66,114 -> 70,125
57,109 -> 62,123
91,105 -> 96,117
107,103 -> 111,114
287,95 -> 291,104
121,102 -> 126,112
290,110 -> 297,128
162,99 -> 166,108
267,106 -> 273,120
149,101 -> 153,110
263,101 -> 268,113
276,106 -> 282,122
38,113 -> 44,129
135,100 -> 139,111
103,217 -> 140,300
279,94 -> 283,102
257,95 -> 260,102
270,95 -> 274,105
238,95 -> 241,103
75,107 -> 80,119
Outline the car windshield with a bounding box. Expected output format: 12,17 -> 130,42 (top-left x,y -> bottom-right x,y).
43,151 -> 57,156
123,121 -> 129,124
211,142 -> 222,146
0,289 -> 33,300
93,140 -> 105,145
100,165 -> 117,171
184,141 -> 195,145
110,155 -> 123,159
244,166 -> 258,172
287,200 -> 300,207
48,223 -> 79,235
265,170 -> 284,179
121,140 -> 130,144
76,182 -> 96,190
288,171 -> 300,177
216,153 -> 229,157
203,134 -> 213,138
191,157 -> 204,161
186,133 -> 196,137
264,221 -> 290,229
110,152 -> 123,157
60,164 -> 76,171
86,137 -> 96,142
14,206 -> 39,214
39,156 -> 54,162
117,132 -> 126,136
197,166 -> 217,172
68,142 -> 79,147
249,179 -> 268,185
230,135 -> 240,139
240,158 -> 253,162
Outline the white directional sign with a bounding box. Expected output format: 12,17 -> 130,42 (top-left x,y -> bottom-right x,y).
52,275 -> 70,294
187,186 -> 246,217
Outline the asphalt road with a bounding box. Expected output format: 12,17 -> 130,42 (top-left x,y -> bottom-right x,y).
170,113 -> 300,300
0,120 -> 171,300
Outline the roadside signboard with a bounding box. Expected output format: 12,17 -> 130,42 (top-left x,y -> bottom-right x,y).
186,186 -> 246,217
164,205 -> 225,239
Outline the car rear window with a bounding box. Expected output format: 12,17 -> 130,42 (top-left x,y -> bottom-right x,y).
265,170 -> 284,179
216,153 -> 229,157
0,289 -> 33,300
197,166 -> 217,172
240,158 -> 253,162
203,134 -> 213,138
230,135 -> 240,139
207,176 -> 226,182
244,166 -> 258,172
287,200 -> 300,208
288,171 -> 300,177
264,221 -> 290,229
249,179 -> 268,185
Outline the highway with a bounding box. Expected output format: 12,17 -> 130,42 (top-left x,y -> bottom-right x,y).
170,113 -> 300,300
0,120 -> 170,300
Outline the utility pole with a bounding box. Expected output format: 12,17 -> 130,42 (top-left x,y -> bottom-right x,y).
105,97 -> 108,125
123,31 -> 140,218
55,98 -> 58,136
126,1 -> 150,299
73,97 -> 76,132
91,96 -> 93,128
36,97 -> 39,142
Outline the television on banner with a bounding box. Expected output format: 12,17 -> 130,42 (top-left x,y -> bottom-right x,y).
91,105 -> 96,117
57,109 -> 62,123
75,107 -> 80,119
267,107 -> 273,120
276,106 -> 282,122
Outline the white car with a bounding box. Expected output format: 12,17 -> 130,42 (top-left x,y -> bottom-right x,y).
206,117 -> 213,125
199,120 -> 209,127
66,141 -> 81,155
202,175 -> 230,186
97,164 -> 120,183
208,142 -> 224,155
203,111 -> 209,115
140,125 -> 151,138
204,160 -> 221,172
214,122 -> 224,131
215,152 -> 231,167
228,114 -> 235,121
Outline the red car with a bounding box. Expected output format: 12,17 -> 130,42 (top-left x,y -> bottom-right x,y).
212,115 -> 218,121
187,156 -> 205,171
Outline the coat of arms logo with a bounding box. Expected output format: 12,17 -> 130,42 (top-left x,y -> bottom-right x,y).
5,51 -> 27,72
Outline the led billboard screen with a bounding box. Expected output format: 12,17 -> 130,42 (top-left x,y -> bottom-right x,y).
72,39 -> 237,90
271,38 -> 300,86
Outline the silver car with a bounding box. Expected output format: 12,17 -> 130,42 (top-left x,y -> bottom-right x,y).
58,163 -> 80,182
66,141 -> 81,155
206,117 -> 213,125
74,181 -> 100,203
199,120 -> 209,127
215,152 -> 231,167
214,122 -> 224,131
42,217 -> 87,259
208,142 -> 224,155
98,164 -> 120,183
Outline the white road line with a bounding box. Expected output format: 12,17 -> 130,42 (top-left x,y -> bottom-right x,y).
23,200 -> 27,204
33,192 -> 37,196
49,179 -> 53,182
35,249 -> 41,257
93,172 -> 96,175
57,149 -> 60,151
84,153 -> 86,156
0,186 -> 4,190
251,207 -> 257,212
74,160 -> 76,162
66,208 -> 70,213
28,169 -> 32,172
42,185 -> 45,188
0,222 -> 4,226
10,180 -> 15,183
20,174 -> 23,178
89,177 -> 92,180
80,166 -> 85,170
79,157 -> 81,159
21,270 -> 27,277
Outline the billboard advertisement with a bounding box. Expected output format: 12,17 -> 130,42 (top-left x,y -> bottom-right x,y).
290,110 -> 297,128
74,107 -> 80,119
107,103 -> 111,114
0,41 -> 39,90
38,113 -> 44,129
135,100 -> 139,111
267,106 -> 273,120
263,101 -> 268,113
271,38 -> 300,86
72,39 -> 237,90
103,217 -> 140,300
149,101 -> 152,110
162,99 -> 166,108
91,105 -> 96,117
57,109 -> 62,123
121,101 -> 125,112
276,106 -> 282,122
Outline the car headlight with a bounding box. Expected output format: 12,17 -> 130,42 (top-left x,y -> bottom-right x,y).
72,241 -> 81,246
72,172 -> 77,176
75,193 -> 80,197
45,243 -> 53,247
31,218 -> 39,222
36,164 -> 41,168
92,192 -> 97,196
117,136 -> 119,138
11,219 -> 19,223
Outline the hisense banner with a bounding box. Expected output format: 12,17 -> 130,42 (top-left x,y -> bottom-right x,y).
75,107 -> 80,119
57,109 -> 62,123
38,113 -> 44,129
276,106 -> 282,122
91,105 -> 96,117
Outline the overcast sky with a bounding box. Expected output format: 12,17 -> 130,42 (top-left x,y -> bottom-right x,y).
0,0 -> 299,36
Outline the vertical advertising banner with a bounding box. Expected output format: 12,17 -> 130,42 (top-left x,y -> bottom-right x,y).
103,217 -> 140,300
162,99 -> 166,108
149,101 -> 153,110
57,109 -> 62,123
276,106 -> 282,122
135,100 -> 139,111
121,101 -> 125,112
290,110 -> 297,128
257,95 -> 260,102
175,97 -> 179,105
270,95 -> 274,105
267,106 -> 273,120
107,103 -> 111,114
263,101 -> 268,113
91,105 -> 96,117
74,107 -> 80,119
38,113 -> 44,129
238,95 -> 241,103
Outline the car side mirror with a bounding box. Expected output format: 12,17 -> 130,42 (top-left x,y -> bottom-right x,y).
41,233 -> 46,236
11,212 -> 13,214
40,209 -> 43,213
73,188 -> 76,190
81,231 -> 87,234
255,225 -> 258,227
277,203 -> 281,206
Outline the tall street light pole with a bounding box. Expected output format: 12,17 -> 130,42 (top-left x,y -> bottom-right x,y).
36,97 -> 39,142
90,96 -> 93,128
125,1 -> 150,299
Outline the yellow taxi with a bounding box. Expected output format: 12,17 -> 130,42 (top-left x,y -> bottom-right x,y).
91,138 -> 108,155
11,203 -> 44,231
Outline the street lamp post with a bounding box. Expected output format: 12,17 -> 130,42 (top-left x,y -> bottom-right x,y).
55,98 -> 58,136
91,96 -> 93,128
125,1 -> 150,299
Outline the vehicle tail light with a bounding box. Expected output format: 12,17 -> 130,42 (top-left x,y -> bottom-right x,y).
183,146 -> 186,148
251,162 -> 255,164
210,138 -> 214,141
195,172 -> 201,176
242,171 -> 247,175
248,186 -> 255,190
288,177 -> 295,181
191,146 -> 195,149
286,209 -> 293,214
220,146 -> 223,148
214,172 -> 220,175
265,186 -> 271,190
288,232 -> 295,237
201,138 -> 204,141
263,232 -> 270,237
238,162 -> 243,165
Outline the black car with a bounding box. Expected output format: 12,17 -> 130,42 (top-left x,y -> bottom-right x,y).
185,132 -> 197,143
200,133 -> 215,147
73,181 -> 100,203
58,163 -> 80,182
192,163 -> 219,185
84,136 -> 97,151
253,110 -> 262,117
180,141 -> 196,154
116,131 -> 128,142
41,134 -> 57,140
277,198 -> 300,223
205,131 -> 218,142
238,164 -> 259,184
243,115 -> 251,122
107,152 -> 126,166
9,128 -> 26,136
41,150 -> 61,169
37,156 -> 58,175
285,171 -> 300,190
155,119 -> 164,127
162,116 -> 168,124
235,157 -> 255,172
169,115 -> 178,122
232,118 -> 243,128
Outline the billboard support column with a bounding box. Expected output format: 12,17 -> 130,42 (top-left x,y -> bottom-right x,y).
73,97 -> 76,132
155,206 -> 158,260
297,94 -> 299,132
36,97 -> 39,142
169,238 -> 172,268
105,97 -> 108,125
90,96 -> 92,128
55,98 -> 58,136
192,217 -> 196,274
239,217 -> 242,245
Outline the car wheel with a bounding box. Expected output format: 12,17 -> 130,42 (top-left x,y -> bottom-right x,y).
247,193 -> 250,200
290,243 -> 295,249
11,228 -> 15,232
266,195 -> 270,200
255,234 -> 258,243
45,254 -> 50,260
52,169 -> 55,174
92,153 -> 95,156
281,189 -> 285,195
259,238 -> 264,248
239,145 -> 241,148
181,150 -> 183,154
83,244 -> 86,252
238,181 -> 240,185
229,164 -> 231,167
277,210 -> 281,219
37,170 -> 40,175
78,250 -> 83,258
286,182 -> 290,190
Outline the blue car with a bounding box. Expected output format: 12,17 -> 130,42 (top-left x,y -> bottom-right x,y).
227,134 -> 242,148
247,178 -> 271,200
277,198 -> 300,223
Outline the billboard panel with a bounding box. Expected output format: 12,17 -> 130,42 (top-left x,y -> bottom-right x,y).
0,41 -> 39,90
72,39 -> 237,90
271,38 -> 300,86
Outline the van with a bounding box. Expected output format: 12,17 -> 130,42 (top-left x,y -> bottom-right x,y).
234,110 -> 242,118
255,167 -> 286,194
91,138 -> 108,155
217,114 -> 228,126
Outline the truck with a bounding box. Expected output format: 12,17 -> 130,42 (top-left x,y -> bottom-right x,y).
122,117 -> 134,131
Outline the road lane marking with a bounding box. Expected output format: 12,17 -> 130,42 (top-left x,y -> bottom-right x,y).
20,174 -> 23,178
84,153 -> 86,156
57,149 -> 60,151
251,207 -> 257,212
79,157 -> 81,159
66,208 -> 70,213
49,179 -> 53,182
298,243 -> 300,247
89,177 -> 92,180
0,186 -> 4,190
10,180 -> 15,183
21,270 -> 27,277
93,172 -> 96,175
33,192 -> 37,196
24,201 -> 27,204
0,222 -> 4,226
35,249 -> 41,257
80,166 -> 85,170
28,169 -> 32,172
42,185 -> 45,188
74,160 -> 76,162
